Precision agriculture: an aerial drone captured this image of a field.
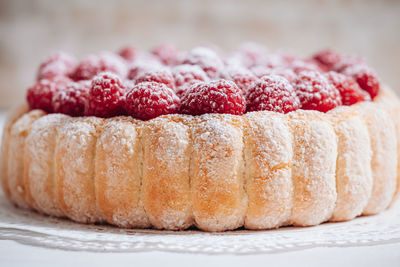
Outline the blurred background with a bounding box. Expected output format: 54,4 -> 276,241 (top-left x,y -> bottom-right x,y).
0,0 -> 399,109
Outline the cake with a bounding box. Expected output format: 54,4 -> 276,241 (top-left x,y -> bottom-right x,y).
1,43 -> 399,232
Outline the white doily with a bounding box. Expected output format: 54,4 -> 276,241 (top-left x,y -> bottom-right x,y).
0,194 -> 400,255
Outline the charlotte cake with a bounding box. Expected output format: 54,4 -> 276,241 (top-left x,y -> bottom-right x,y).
1,44 -> 399,231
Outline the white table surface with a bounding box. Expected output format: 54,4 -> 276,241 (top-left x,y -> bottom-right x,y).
0,110 -> 399,266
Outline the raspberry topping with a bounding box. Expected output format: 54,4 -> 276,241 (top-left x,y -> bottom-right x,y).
27,77 -> 71,113
219,65 -> 256,93
27,45 -> 378,120
127,60 -> 161,80
235,42 -> 269,67
52,80 -> 90,116
334,56 -> 366,72
118,46 -> 138,62
312,49 -> 341,70
125,82 -> 180,120
251,66 -> 296,82
72,52 -> 127,81
342,64 -> 380,99
325,71 -> 370,105
246,75 -> 300,113
135,68 -> 175,90
290,59 -> 321,74
172,64 -> 209,97
294,71 -> 342,112
151,43 -> 179,65
182,47 -> 224,79
85,72 -> 126,118
37,52 -> 77,81
180,80 -> 245,115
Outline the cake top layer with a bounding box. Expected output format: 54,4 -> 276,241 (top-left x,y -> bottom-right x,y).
26,43 -> 379,120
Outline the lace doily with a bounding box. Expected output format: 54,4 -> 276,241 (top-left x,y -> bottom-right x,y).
1,194 -> 400,255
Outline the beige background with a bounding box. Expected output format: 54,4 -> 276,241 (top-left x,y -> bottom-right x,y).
0,0 -> 399,109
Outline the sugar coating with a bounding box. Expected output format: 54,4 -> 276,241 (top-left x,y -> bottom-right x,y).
55,117 -> 104,223
0,104 -> 29,199
373,87 -> 400,205
289,110 -> 337,226
95,117 -> 149,228
141,116 -> 192,229
355,102 -> 397,215
243,111 -> 293,229
24,113 -> 69,216
190,114 -> 246,231
328,106 -> 372,221
7,110 -> 45,209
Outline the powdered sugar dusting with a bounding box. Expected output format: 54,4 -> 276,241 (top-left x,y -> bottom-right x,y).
25,114 -> 70,217
288,110 -> 337,226
190,114 -> 246,231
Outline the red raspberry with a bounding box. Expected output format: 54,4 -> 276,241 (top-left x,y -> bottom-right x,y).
277,51 -> 298,65
325,71 -> 370,105
180,80 -> 245,115
290,59 -> 321,74
235,42 -> 268,67
258,53 -> 287,69
334,55 -> 366,72
118,46 -> 138,62
219,66 -> 256,93
26,77 -> 71,113
151,43 -> 179,65
72,52 -> 127,81
312,49 -> 341,70
85,72 -> 126,118
250,66 -> 296,82
172,64 -> 208,97
52,80 -> 90,116
37,52 -> 77,81
135,68 -> 175,90
342,64 -> 380,98
246,75 -> 300,113
294,71 -> 342,112
127,60 -> 161,80
125,82 -> 180,120
181,47 -> 223,79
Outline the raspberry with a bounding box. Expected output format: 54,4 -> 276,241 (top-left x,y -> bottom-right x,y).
151,43 -> 179,65
312,49 -> 341,70
294,71 -> 342,112
180,80 -> 245,115
135,68 -> 175,90
181,47 -> 223,79
172,64 -> 208,97
290,59 -> 321,74
72,52 -> 127,81
85,72 -> 126,118
342,64 -> 380,98
325,71 -> 370,105
37,52 -> 77,81
251,66 -> 296,82
127,60 -> 161,80
235,42 -> 268,67
172,64 -> 208,87
258,53 -> 287,69
27,77 -> 71,113
52,80 -> 90,116
246,75 -> 300,113
219,66 -> 256,93
118,46 -> 138,62
125,82 -> 180,120
334,55 -> 366,72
